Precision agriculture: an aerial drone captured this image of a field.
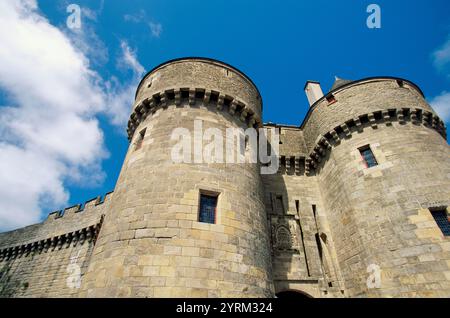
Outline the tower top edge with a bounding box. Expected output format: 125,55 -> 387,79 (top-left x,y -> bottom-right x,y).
299,76 -> 426,129
134,57 -> 262,102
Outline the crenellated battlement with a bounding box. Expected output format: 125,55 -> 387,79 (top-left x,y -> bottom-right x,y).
270,106 -> 446,175
0,216 -> 104,262
127,87 -> 263,140
45,191 -> 113,222
0,191 -> 113,251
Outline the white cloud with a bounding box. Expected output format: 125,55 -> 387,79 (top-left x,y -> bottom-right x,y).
66,23 -> 109,66
432,37 -> 450,72
105,41 -> 145,127
0,1 -> 144,231
119,41 -> 145,75
124,9 -> 163,38
430,91 -> 450,122
149,22 -> 163,38
124,9 -> 146,23
430,35 -> 450,124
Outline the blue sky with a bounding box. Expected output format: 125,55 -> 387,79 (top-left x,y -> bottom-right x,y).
0,0 -> 449,231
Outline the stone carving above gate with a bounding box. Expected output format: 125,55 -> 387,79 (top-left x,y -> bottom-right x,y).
270,216 -> 300,252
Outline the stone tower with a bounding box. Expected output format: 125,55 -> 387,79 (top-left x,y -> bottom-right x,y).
300,77 -> 450,297
78,58 -> 274,297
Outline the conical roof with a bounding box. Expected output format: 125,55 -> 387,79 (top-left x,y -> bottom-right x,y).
330,76 -> 353,91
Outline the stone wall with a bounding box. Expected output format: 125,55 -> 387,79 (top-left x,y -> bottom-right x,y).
261,125 -> 344,298
316,120 -> 450,297
0,193 -> 112,297
79,59 -> 274,298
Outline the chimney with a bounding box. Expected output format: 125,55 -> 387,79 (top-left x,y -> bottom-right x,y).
304,81 -> 324,106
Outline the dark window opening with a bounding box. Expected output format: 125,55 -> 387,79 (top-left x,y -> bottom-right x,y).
195,90 -> 205,100
431,209 -> 450,236
334,125 -> 344,136
359,114 -> 369,124
346,120 -> 356,129
359,145 -> 378,168
199,193 -> 218,224
326,94 -> 337,105
135,128 -> 146,151
153,94 -> 161,106
280,156 -> 286,168
396,80 -> 404,88
223,97 -> 232,107
373,111 -> 383,121
209,91 -> 219,103
180,89 -> 189,99
166,91 -> 175,100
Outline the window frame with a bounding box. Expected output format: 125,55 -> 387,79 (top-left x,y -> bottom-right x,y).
198,191 -> 219,224
430,208 -> 450,236
359,145 -> 378,168
326,94 -> 337,105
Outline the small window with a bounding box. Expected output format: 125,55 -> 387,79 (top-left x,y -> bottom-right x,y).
199,193 -> 218,224
431,209 -> 450,236
326,94 -> 337,105
359,145 -> 378,168
135,128 -> 146,151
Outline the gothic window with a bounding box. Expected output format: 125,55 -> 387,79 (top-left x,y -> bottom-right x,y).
359,145 -> 378,168
198,193 -> 218,224
430,209 -> 450,236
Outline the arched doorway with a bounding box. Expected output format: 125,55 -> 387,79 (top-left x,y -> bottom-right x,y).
276,290 -> 313,299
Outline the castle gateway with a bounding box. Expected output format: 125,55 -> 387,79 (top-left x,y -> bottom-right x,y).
0,58 -> 449,298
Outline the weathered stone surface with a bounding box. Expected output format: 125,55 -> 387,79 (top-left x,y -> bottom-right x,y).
0,58 -> 449,298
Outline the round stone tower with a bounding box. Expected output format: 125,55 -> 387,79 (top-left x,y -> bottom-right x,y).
79,58 -> 274,297
303,78 -> 450,297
